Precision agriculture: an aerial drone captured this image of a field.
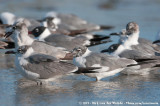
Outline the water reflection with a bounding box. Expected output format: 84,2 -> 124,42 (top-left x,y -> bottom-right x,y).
0,52 -> 15,69
13,71 -> 160,105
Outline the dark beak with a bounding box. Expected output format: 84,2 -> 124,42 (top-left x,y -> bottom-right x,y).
109,32 -> 120,36
153,40 -> 160,44
4,31 -> 14,38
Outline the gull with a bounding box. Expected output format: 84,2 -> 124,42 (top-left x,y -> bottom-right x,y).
14,45 -> 101,85
71,46 -> 137,80
29,26 -> 111,51
102,22 -> 160,59
4,19 -> 73,60
101,22 -> 160,75
42,11 -> 113,33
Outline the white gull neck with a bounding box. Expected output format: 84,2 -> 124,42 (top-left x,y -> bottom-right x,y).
113,31 -> 139,56
13,30 -> 34,49
37,28 -> 51,41
123,31 -> 139,47
82,48 -> 92,57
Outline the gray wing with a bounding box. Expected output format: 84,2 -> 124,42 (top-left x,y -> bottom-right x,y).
31,41 -> 67,59
23,54 -> 77,79
138,38 -> 152,45
119,49 -> 149,60
118,38 -> 159,60
57,13 -> 99,31
28,54 -> 58,63
44,34 -> 88,51
85,53 -> 136,71
135,38 -> 159,55
139,38 -> 160,53
128,59 -> 160,69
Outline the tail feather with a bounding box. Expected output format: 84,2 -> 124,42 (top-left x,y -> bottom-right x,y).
127,59 -> 158,67
74,67 -> 102,74
0,41 -> 15,49
87,40 -> 112,47
109,32 -> 120,36
101,49 -> 109,53
134,58 -> 157,62
153,64 -> 160,67
90,36 -> 110,42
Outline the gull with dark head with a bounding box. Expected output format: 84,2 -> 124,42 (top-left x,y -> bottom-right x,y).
29,26 -> 111,51
4,19 -> 73,60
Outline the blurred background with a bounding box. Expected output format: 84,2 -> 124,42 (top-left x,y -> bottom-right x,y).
0,0 -> 160,40
0,0 -> 160,105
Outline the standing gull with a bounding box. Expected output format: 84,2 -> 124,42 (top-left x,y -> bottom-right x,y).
72,46 -> 137,80
101,22 -> 160,75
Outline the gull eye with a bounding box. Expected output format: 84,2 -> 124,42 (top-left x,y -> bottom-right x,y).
12,26 -> 16,30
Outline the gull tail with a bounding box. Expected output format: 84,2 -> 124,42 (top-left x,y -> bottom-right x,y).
109,32 -> 120,36
0,41 -> 15,49
127,58 -> 160,67
101,49 -> 109,53
90,35 -> 110,42
87,39 -> 112,47
74,67 -> 102,74
152,64 -> 160,67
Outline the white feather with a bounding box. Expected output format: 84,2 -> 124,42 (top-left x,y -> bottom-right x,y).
36,28 -> 51,41
73,48 -> 92,67
13,30 -> 34,48
113,32 -> 140,56
123,32 -> 139,47
83,34 -> 94,39
84,68 -> 124,81
83,40 -> 90,46
42,21 -> 48,27
73,57 -> 86,67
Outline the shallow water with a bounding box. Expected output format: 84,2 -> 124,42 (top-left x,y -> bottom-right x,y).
0,0 -> 160,105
